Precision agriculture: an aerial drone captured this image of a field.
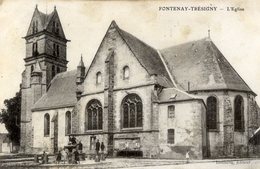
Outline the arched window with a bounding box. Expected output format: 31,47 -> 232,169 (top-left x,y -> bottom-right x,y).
206,96 -> 218,130
122,94 -> 142,128
234,95 -> 244,131
44,113 -> 50,136
32,20 -> 38,34
123,66 -> 130,79
86,99 -> 103,130
96,72 -> 102,84
56,22 -> 59,34
56,45 -> 59,57
52,65 -> 56,78
53,43 -> 56,56
65,111 -> 71,135
52,21 -> 56,33
32,42 -> 38,56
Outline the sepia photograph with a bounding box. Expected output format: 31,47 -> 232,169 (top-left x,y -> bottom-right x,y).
0,0 -> 260,168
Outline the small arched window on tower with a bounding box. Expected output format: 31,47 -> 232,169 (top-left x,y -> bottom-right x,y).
52,65 -> 56,78
123,66 -> 130,80
44,113 -> 50,137
32,42 -> 38,56
65,111 -> 72,135
96,72 -> 102,85
206,96 -> 218,130
56,45 -> 60,57
56,22 -> 59,35
234,95 -> 244,131
52,21 -> 56,33
32,20 -> 38,34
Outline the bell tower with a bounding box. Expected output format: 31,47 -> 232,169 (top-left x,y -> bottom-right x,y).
20,5 -> 69,153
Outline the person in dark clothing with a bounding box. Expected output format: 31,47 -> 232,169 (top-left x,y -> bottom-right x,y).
71,136 -> 77,145
78,141 -> 83,153
68,136 -> 72,145
100,142 -> 105,161
101,142 -> 105,152
74,149 -> 80,164
96,139 -> 100,155
56,150 -> 62,164
41,151 -> 48,164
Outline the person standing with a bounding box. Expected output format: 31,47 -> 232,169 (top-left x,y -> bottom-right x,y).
56,150 -> 62,164
100,142 -> 105,161
186,150 -> 190,163
101,142 -> 105,152
95,139 -> 101,162
96,139 -> 100,155
78,141 -> 83,154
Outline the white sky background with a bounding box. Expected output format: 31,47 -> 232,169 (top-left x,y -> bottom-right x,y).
0,0 -> 260,109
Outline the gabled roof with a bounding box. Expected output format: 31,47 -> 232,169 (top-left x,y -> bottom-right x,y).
26,6 -> 66,39
86,21 -> 173,88
32,70 -> 77,111
117,26 -> 173,85
160,38 -> 254,94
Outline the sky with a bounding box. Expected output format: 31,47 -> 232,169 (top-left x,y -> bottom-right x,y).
0,0 -> 260,109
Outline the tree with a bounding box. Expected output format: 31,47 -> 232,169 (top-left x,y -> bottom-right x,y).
0,90 -> 21,145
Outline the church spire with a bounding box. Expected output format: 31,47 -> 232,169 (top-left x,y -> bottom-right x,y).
78,54 -> 85,67
77,54 -> 86,84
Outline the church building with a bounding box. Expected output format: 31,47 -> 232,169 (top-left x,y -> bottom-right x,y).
20,6 -> 260,159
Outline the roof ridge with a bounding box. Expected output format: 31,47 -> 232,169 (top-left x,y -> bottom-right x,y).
161,37 -> 208,51
119,28 -> 158,52
210,41 -> 254,94
117,26 -> 172,82
116,27 -> 154,76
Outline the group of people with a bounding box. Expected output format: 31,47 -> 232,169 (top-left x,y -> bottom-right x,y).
55,136 -> 83,164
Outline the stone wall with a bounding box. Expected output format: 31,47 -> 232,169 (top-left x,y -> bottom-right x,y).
158,100 -> 206,159
32,107 -> 74,153
193,91 -> 259,158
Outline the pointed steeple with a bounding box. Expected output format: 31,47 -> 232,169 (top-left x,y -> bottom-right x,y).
78,54 -> 85,67
77,54 -> 86,84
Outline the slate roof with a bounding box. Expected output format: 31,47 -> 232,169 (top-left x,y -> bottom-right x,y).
159,88 -> 200,103
26,8 -> 55,36
114,22 -> 173,87
25,7 -> 67,40
32,70 -> 77,111
160,38 -> 254,94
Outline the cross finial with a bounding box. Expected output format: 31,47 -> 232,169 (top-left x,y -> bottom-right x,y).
208,29 -> 211,39
81,54 -> 83,60
35,4 -> 38,9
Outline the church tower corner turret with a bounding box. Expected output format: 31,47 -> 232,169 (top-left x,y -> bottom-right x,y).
20,6 -> 69,153
76,55 -> 85,100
